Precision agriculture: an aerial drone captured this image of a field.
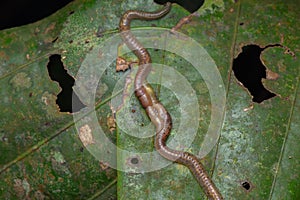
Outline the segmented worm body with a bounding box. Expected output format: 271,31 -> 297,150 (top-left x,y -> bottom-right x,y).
119,3 -> 223,200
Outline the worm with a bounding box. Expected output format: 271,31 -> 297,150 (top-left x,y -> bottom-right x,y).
119,3 -> 223,200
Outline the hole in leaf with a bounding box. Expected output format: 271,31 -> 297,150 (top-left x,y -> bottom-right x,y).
241,181 -> 251,190
154,0 -> 205,13
126,156 -> 141,167
47,54 -> 86,113
232,44 -> 283,103
51,37 -> 59,43
131,157 -> 139,165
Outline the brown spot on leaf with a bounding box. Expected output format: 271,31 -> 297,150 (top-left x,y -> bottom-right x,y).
107,115 -> 116,132
44,22 -> 56,34
266,69 -> 279,80
79,124 -> 95,146
99,161 -> 109,170
116,57 -> 131,72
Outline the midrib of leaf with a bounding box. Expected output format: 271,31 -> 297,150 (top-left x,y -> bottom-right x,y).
87,178 -> 117,200
213,0 -> 241,164
207,2 -> 242,185
228,0 -> 242,84
268,70 -> 300,199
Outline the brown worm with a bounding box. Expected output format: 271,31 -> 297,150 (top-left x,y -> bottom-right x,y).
119,3 -> 223,200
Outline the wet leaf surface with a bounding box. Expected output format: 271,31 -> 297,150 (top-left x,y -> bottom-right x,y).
0,0 -> 299,199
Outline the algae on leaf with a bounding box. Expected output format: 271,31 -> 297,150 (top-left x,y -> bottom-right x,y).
0,0 -> 299,199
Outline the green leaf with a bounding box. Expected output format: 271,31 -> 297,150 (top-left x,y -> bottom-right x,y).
0,0 -> 299,200
0,0 -> 117,199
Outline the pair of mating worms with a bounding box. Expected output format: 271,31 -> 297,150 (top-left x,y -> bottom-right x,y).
119,2 -> 223,200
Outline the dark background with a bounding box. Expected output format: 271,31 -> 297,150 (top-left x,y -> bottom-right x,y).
0,0 -> 204,30
0,0 -> 73,30
154,0 -> 204,13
